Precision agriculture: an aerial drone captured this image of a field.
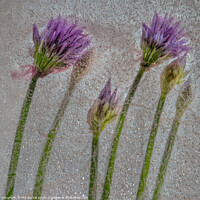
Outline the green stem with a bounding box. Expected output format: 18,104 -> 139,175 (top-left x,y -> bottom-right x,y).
136,94 -> 167,200
152,114 -> 180,200
101,66 -> 145,200
32,81 -> 76,200
5,74 -> 39,199
88,133 -> 100,200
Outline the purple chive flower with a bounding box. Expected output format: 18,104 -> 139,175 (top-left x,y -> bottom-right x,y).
140,12 -> 191,68
33,16 -> 90,77
87,78 -> 120,133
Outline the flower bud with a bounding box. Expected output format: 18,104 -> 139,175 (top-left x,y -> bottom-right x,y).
87,79 -> 120,134
176,78 -> 193,118
70,50 -> 94,83
160,57 -> 188,95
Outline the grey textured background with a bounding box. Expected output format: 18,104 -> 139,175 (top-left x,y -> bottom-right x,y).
0,0 -> 200,199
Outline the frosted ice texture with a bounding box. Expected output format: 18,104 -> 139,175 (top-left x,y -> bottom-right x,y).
0,0 -> 199,199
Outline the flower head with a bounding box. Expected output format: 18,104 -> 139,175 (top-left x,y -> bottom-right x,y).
160,56 -> 188,95
33,16 -> 90,77
176,78 -> 193,118
141,12 -> 190,68
87,78 -> 120,134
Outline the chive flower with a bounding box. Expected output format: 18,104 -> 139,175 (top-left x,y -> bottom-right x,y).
33,16 -> 91,77
87,79 -> 119,200
101,12 -> 191,200
87,78 -> 119,134
6,16 -> 90,199
141,12 -> 190,68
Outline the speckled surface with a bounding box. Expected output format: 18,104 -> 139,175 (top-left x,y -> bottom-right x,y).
0,0 -> 200,199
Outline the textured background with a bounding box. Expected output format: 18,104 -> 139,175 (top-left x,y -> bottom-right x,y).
0,0 -> 200,199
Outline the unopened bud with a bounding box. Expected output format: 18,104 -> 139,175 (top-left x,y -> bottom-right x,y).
160,57 -> 188,95
176,78 -> 193,118
87,78 -> 120,134
71,50 -> 94,83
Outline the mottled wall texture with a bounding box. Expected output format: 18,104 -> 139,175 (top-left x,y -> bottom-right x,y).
0,0 -> 199,199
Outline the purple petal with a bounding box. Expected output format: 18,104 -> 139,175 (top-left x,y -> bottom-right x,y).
99,78 -> 111,101
154,15 -> 163,33
151,12 -> 158,32
110,87 -> 118,108
33,24 -> 40,44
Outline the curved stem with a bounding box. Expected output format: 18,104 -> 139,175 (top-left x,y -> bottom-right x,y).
32,81 -> 76,200
136,94 -> 166,200
88,133 -> 99,200
152,114 -> 180,200
5,74 -> 39,199
101,66 -> 145,200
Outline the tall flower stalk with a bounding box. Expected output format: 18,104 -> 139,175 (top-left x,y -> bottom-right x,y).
5,16 -> 90,199
32,53 -> 92,199
32,79 -> 75,200
152,79 -> 193,200
87,79 -> 120,200
5,74 -> 39,199
101,12 -> 190,200
136,57 -> 188,200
